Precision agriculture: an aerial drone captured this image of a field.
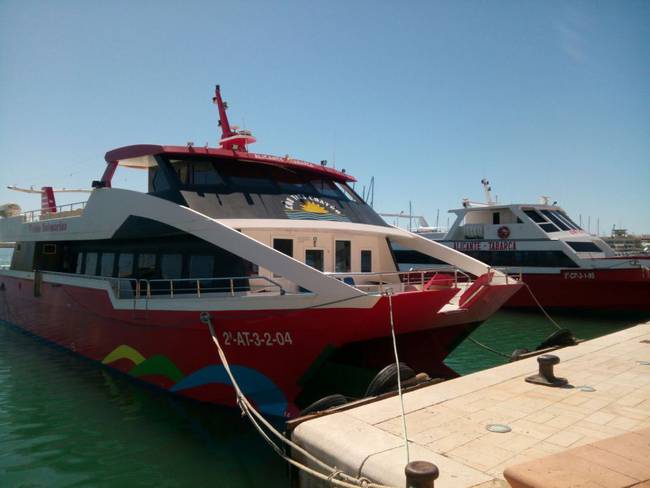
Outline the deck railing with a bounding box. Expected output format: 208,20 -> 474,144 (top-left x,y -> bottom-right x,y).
20,201 -> 87,223
40,271 -> 286,300
326,267 -> 475,294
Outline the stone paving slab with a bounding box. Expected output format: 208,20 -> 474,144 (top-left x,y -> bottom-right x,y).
503,428 -> 650,488
291,321 -> 650,487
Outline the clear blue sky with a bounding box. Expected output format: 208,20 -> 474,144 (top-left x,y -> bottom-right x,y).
1,0 -> 648,234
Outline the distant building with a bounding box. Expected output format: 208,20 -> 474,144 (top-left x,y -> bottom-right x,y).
603,228 -> 650,255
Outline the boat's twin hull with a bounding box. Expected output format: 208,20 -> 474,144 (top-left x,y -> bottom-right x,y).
0,274 -> 491,417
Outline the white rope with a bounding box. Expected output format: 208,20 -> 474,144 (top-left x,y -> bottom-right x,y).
200,312 -> 394,488
385,289 -> 410,464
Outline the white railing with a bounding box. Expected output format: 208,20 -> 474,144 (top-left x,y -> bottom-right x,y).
20,201 -> 87,223
326,267 -> 474,294
41,271 -> 286,299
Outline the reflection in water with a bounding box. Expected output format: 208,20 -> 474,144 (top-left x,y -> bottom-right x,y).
0,323 -> 287,487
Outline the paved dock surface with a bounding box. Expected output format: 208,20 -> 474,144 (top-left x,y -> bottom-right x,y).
291,321 -> 650,487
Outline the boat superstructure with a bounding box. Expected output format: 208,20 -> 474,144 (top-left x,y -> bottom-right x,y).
0,88 -> 521,416
399,180 -> 650,311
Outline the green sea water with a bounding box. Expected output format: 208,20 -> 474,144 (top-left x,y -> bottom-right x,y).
0,247 -> 645,487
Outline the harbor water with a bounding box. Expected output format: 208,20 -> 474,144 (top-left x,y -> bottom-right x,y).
0,248 -> 643,487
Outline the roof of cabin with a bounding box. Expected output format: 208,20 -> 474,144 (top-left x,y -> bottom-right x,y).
104,144 -> 356,182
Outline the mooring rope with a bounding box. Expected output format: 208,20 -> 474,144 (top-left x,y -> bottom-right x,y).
385,289 -> 410,464
200,312 -> 395,488
466,336 -> 512,358
522,282 -> 563,331
467,279 -> 570,359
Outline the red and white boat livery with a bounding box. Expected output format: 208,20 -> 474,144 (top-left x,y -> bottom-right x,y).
408,180 -> 650,311
0,88 -> 520,417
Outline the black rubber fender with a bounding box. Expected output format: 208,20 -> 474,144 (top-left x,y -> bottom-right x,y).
365,363 -> 416,397
536,328 -> 576,350
299,394 -> 348,416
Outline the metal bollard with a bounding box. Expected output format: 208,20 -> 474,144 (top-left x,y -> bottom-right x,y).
405,460 -> 439,488
525,354 -> 568,387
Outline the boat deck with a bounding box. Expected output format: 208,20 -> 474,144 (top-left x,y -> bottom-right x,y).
290,321 -> 650,487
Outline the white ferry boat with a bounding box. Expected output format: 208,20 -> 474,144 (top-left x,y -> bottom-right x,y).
396,180 -> 650,311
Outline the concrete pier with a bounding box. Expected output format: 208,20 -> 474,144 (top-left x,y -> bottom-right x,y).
290,321 -> 650,487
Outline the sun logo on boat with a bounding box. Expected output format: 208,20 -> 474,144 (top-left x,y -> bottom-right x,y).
301,201 -> 328,214
283,194 -> 350,221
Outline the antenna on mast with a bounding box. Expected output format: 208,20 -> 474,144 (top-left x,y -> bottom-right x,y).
212,84 -> 256,152
481,178 -> 494,205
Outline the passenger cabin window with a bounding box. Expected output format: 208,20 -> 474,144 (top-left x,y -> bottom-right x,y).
161,254 -> 183,279
273,239 -> 293,257
138,253 -> 157,279
189,255 -> 214,279
361,250 -> 372,273
100,253 -> 115,277
305,249 -> 324,271
118,253 -> 134,278
566,242 -> 602,252
335,240 -> 351,273
76,253 -> 84,274
85,252 -> 98,275
492,212 -> 500,225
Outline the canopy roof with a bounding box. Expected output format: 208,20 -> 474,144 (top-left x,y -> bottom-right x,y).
104,144 -> 356,182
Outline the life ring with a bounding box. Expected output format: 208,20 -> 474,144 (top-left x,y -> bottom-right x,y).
497,226 -> 510,239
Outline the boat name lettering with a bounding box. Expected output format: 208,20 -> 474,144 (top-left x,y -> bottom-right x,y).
563,271 -> 596,280
222,331 -> 293,347
452,241 -> 516,251
28,222 -> 68,233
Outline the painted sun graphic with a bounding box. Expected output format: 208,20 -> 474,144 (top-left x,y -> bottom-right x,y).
301,201 -> 328,214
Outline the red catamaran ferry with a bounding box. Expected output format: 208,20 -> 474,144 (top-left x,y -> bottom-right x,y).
0,87 -> 521,417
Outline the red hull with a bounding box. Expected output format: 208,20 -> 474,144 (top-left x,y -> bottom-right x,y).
0,275 -> 481,417
506,268 -> 650,311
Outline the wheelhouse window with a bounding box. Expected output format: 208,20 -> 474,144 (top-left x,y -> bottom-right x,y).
557,210 -> 581,230
150,167 -> 172,192
540,223 -> 559,233
335,240 -> 351,272
85,252 -> 98,275
305,249 -> 324,271
137,253 -> 157,279
191,161 -> 224,186
100,253 -> 115,277
540,210 -> 569,231
333,182 -> 358,202
361,250 -> 372,273
523,209 -> 546,223
310,179 -> 345,199
492,212 -> 500,225
118,253 -> 134,278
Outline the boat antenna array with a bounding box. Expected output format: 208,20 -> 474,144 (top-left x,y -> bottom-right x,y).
212,85 -> 256,152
